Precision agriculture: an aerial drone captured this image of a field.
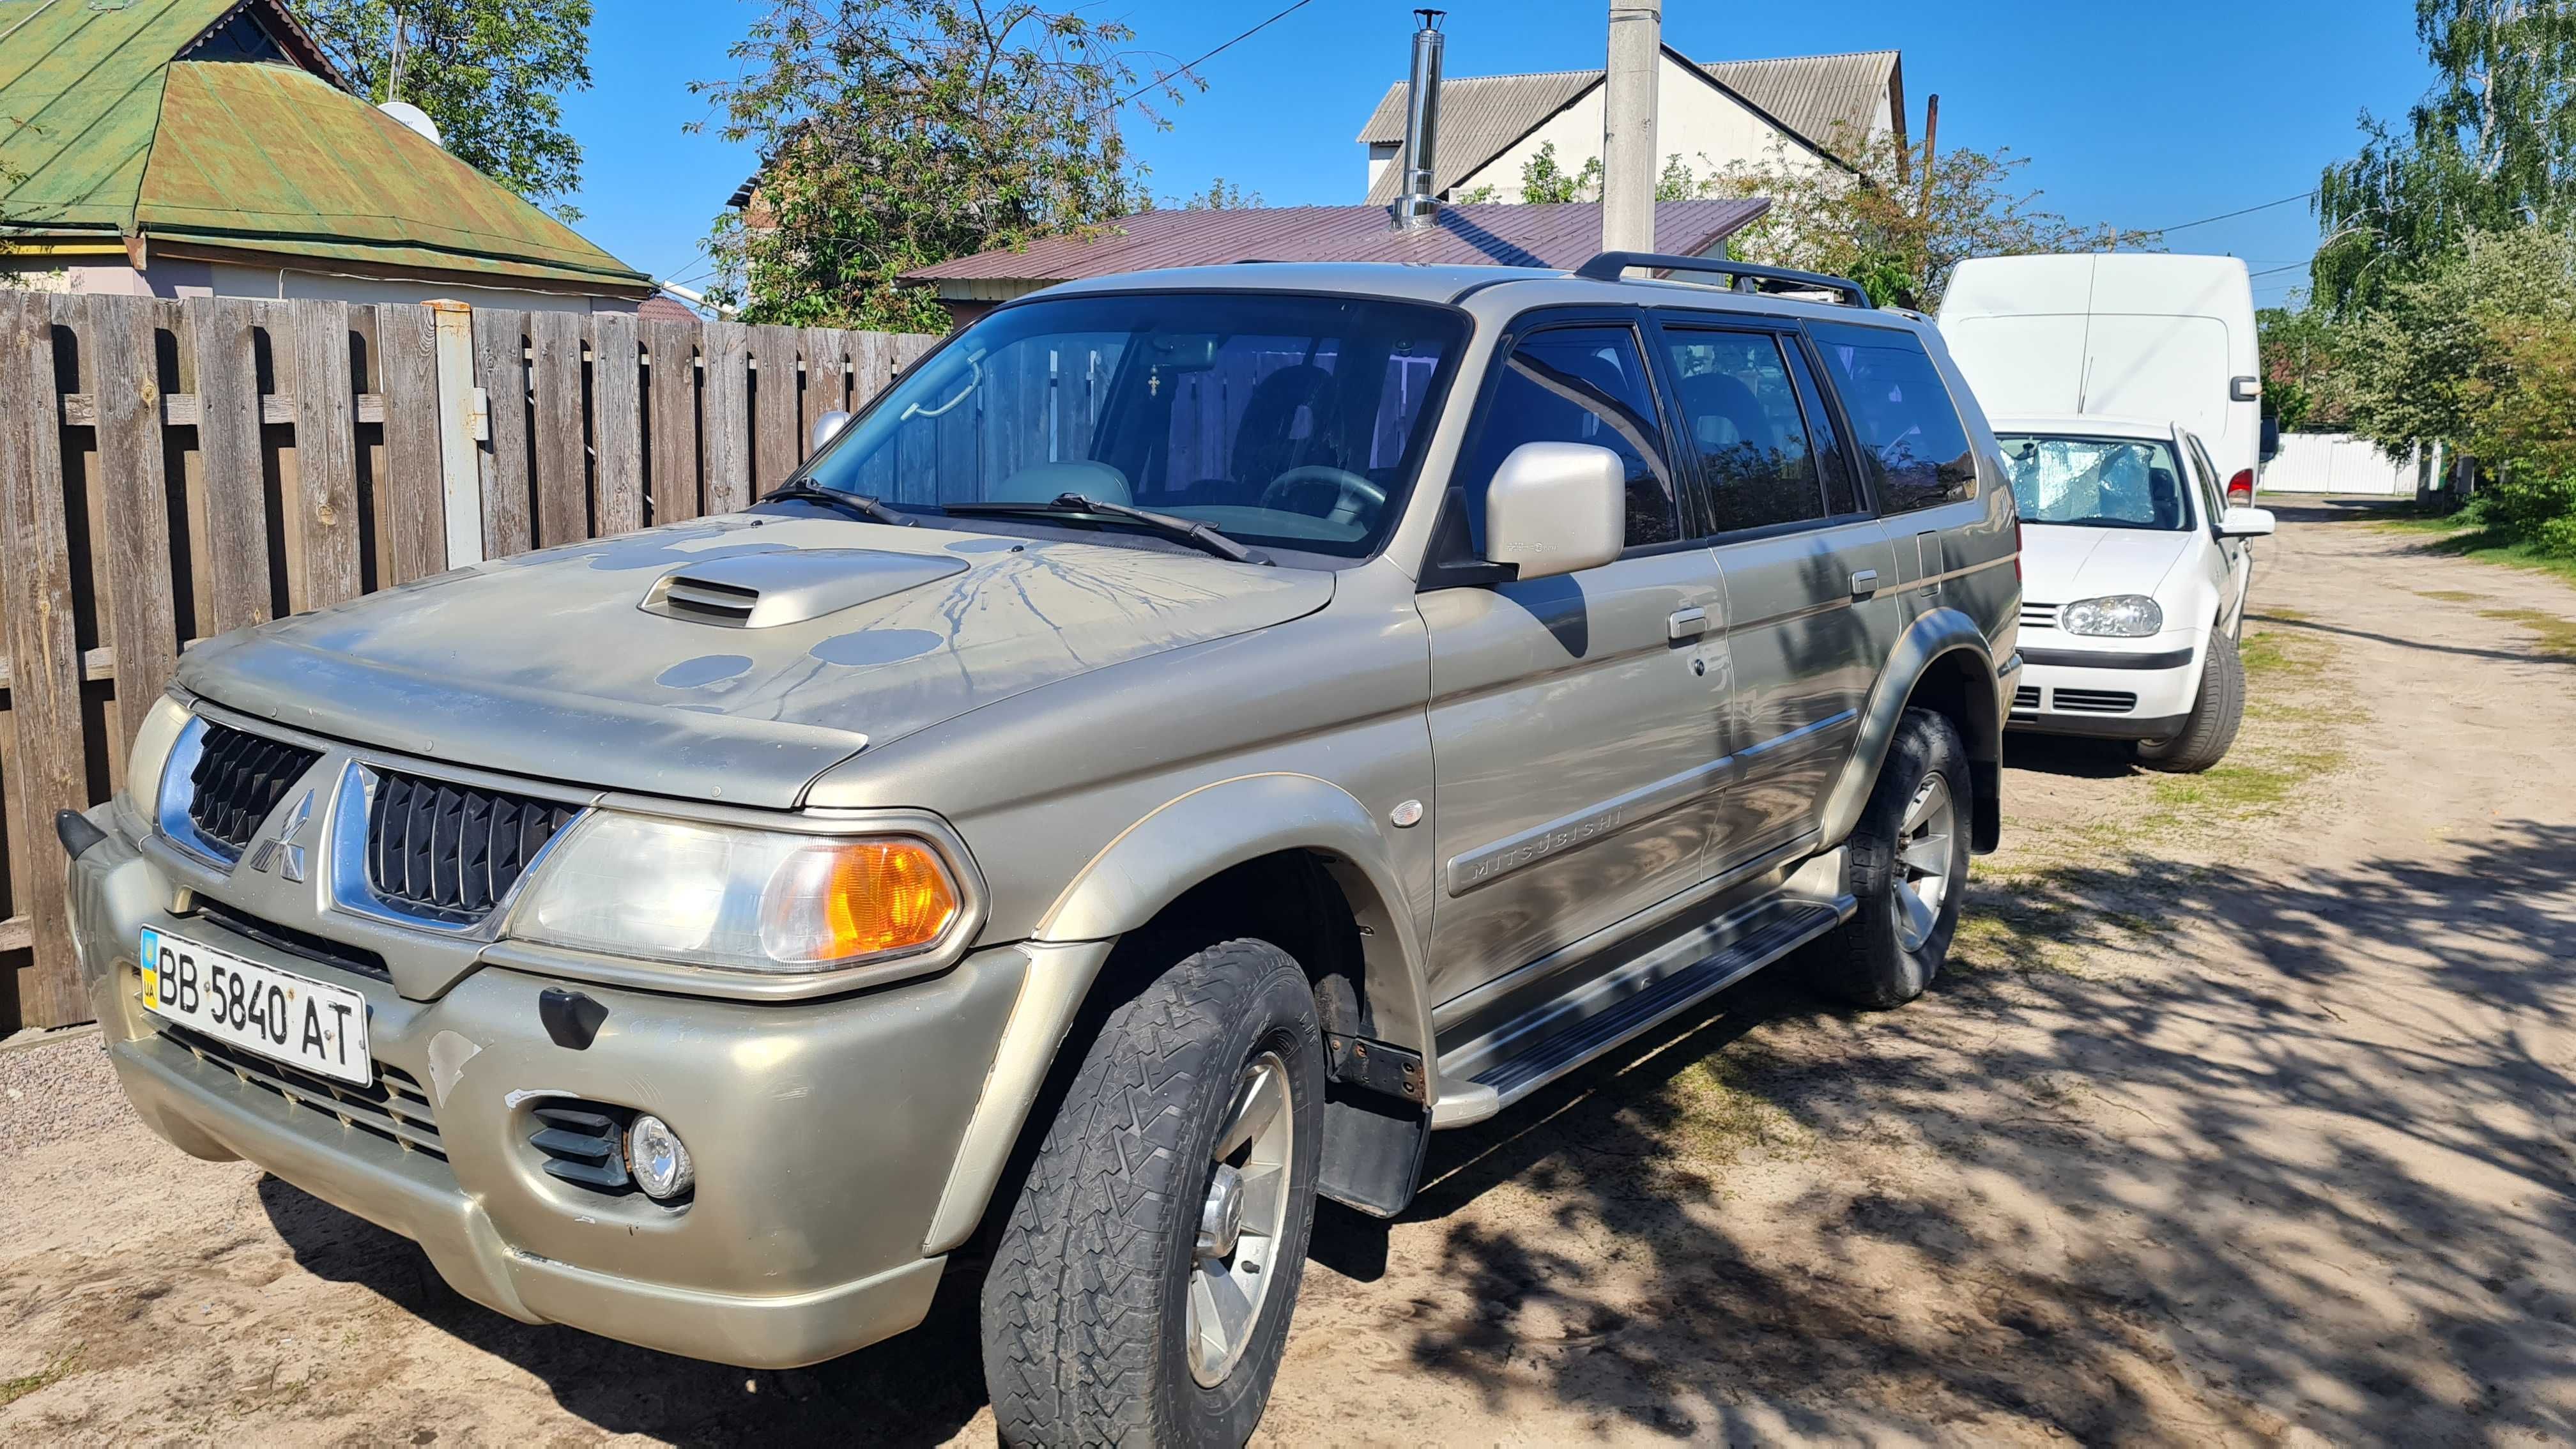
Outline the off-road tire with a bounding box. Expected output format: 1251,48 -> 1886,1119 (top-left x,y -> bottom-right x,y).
982,939 -> 1324,1448
2136,635 -> 2244,774
1808,708 -> 1972,1010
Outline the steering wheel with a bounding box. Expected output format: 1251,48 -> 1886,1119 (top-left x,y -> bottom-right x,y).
1259,466 -> 1386,526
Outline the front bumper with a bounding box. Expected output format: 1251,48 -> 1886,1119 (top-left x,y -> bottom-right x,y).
67,806 -> 1042,1368
2007,637 -> 2206,741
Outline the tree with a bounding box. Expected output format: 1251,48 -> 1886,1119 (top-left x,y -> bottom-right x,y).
1702,130 -> 2150,310
1160,177 -> 1262,210
2258,305 -> 2349,434
2314,0 -> 2576,312
1515,141 -> 1601,204
695,1 -> 1174,332
289,1 -> 594,217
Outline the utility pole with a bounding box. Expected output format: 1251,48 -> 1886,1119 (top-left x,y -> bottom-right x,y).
1601,0 -> 1660,253
388,5 -> 408,103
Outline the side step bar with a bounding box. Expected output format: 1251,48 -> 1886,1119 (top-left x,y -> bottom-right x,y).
1432,896 -> 1851,1128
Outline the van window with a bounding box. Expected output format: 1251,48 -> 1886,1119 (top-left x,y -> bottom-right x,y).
1809,323 -> 1976,514
1458,325 -> 1680,549
1660,329 -> 1826,532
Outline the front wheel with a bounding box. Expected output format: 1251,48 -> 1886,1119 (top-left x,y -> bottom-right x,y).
983,939 -> 1324,1448
2136,636 -> 2244,774
1807,708 -> 1972,1009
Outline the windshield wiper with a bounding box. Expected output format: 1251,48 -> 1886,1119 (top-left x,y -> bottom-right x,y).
763,480 -> 915,526
944,493 -> 1270,565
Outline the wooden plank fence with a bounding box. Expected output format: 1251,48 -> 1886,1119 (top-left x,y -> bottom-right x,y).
0,291 -> 931,1031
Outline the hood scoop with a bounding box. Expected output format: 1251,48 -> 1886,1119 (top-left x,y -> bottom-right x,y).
642,548 -> 969,629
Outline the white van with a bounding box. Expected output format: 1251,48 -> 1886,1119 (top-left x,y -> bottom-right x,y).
1936,254 -> 2274,502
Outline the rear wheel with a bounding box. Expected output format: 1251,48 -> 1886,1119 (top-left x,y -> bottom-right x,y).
982,939 -> 1324,1448
2136,636 -> 2244,774
1809,709 -> 1971,1009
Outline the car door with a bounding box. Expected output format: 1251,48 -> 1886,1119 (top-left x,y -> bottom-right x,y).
2184,430 -> 2250,632
1657,315 -> 1902,865
1418,315 -> 1732,1005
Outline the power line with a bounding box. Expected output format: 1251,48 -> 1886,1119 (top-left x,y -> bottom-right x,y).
2247,261 -> 2311,279
1094,0 -> 1319,119
2143,188 -> 2320,236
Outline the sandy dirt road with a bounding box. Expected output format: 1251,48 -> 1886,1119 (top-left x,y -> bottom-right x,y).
4,501 -> 2573,1445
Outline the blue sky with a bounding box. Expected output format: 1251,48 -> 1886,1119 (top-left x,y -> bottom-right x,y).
563,1 -> 2437,312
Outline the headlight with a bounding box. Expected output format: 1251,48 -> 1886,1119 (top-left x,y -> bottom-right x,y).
128,696 -> 192,813
509,813 -> 963,973
2060,594 -> 2164,638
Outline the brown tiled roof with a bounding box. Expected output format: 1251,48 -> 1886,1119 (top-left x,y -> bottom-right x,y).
900,199 -> 1769,286
637,295 -> 702,325
1354,48 -> 1900,204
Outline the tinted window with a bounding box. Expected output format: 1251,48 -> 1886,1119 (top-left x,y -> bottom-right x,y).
1661,330 -> 1825,532
1810,322 -> 1976,514
1996,434 -> 2190,531
804,293 -> 1464,558
1459,326 -> 1680,550
2183,433 -> 2226,530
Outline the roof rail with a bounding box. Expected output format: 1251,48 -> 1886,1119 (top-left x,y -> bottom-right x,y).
1572,252 -> 1874,309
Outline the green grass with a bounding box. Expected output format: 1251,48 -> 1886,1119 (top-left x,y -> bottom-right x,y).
0,1345 -> 80,1410
1657,1045 -> 1809,1164
2478,607 -> 2576,662
2412,588 -> 2485,604
2375,509 -> 2576,587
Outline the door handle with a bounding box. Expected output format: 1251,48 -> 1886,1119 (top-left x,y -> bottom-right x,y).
1849,569 -> 1880,599
1666,606 -> 1710,640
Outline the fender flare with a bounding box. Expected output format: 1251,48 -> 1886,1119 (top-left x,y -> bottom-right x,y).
922,774 -> 1437,1255
1820,608 -> 2004,850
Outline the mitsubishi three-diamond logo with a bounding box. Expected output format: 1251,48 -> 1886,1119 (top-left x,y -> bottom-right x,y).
246,789 -> 315,883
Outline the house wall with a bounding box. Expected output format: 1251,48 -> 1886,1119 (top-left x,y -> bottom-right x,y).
6,256 -> 636,312
1448,54 -> 1846,202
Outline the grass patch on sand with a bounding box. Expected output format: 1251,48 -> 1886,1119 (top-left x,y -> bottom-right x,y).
2414,588 -> 2485,604
1657,1045 -> 1809,1165
0,1345 -> 81,1409
2477,607 -> 2576,663
2137,621 -> 2346,829
2375,510 -> 2576,588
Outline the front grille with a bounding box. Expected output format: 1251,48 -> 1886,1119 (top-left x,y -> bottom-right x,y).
2012,686 -> 2041,711
159,1022 -> 443,1158
2020,601 -> 2059,631
365,770 -> 581,924
2053,689 -> 2138,714
187,723 -> 323,859
197,899 -> 392,982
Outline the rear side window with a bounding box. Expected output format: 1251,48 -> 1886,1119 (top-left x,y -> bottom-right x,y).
1457,325 -> 1681,550
1810,322 -> 1977,514
1660,329 -> 1825,532
2182,433 -> 2226,530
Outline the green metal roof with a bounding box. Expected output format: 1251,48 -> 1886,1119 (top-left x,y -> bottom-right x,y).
1,0 -> 648,294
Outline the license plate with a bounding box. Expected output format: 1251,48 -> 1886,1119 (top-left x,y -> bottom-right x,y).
139,926 -> 372,1086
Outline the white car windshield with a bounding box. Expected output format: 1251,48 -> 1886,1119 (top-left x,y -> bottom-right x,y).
1997,434 -> 2191,532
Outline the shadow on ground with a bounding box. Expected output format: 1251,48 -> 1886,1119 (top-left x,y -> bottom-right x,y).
261,821 -> 2576,1444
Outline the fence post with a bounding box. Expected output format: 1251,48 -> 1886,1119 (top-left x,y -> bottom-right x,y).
428,300 -> 486,568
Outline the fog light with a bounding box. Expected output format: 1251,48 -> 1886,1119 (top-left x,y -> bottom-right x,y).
627,1114 -> 694,1200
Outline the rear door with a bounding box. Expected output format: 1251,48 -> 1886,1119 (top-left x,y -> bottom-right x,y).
1653,314 -> 1899,864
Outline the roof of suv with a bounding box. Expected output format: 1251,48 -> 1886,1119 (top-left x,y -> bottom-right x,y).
1032,261 -> 1925,330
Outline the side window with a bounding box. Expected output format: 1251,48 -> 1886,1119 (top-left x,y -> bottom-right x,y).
1809,322 -> 1977,514
1784,341 -> 1861,516
1659,328 -> 1826,533
2184,434 -> 2227,531
1459,325 -> 1680,551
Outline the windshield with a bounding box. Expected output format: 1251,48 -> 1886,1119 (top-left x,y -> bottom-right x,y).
1997,433 -> 2193,532
797,292 -> 1468,560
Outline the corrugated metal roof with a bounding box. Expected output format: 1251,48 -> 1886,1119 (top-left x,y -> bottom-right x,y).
139,62 -> 648,291
1354,47 -> 1899,206
0,0 -> 646,293
1354,69 -> 1600,205
901,198 -> 1769,285
1698,50 -> 1899,160
0,0 -> 233,234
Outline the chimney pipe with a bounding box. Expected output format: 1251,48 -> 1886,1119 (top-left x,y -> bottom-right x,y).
1392,10 -> 1446,230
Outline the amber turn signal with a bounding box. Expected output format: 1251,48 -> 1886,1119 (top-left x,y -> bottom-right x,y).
762,838 -> 962,963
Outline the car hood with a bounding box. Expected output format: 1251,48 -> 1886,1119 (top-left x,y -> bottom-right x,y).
2020,525 -> 2195,606
177,516 -> 1333,808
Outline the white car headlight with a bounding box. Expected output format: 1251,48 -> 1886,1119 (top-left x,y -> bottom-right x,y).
509,813 -> 963,973
2060,595 -> 2164,638
128,696 -> 193,814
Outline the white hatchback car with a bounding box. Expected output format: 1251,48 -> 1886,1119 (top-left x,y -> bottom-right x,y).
1995,414 -> 2276,770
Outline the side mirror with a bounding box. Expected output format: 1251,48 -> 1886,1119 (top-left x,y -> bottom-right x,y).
2218,505 -> 2276,539
2260,416 -> 2282,463
810,410 -> 853,453
1483,442 -> 1625,581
